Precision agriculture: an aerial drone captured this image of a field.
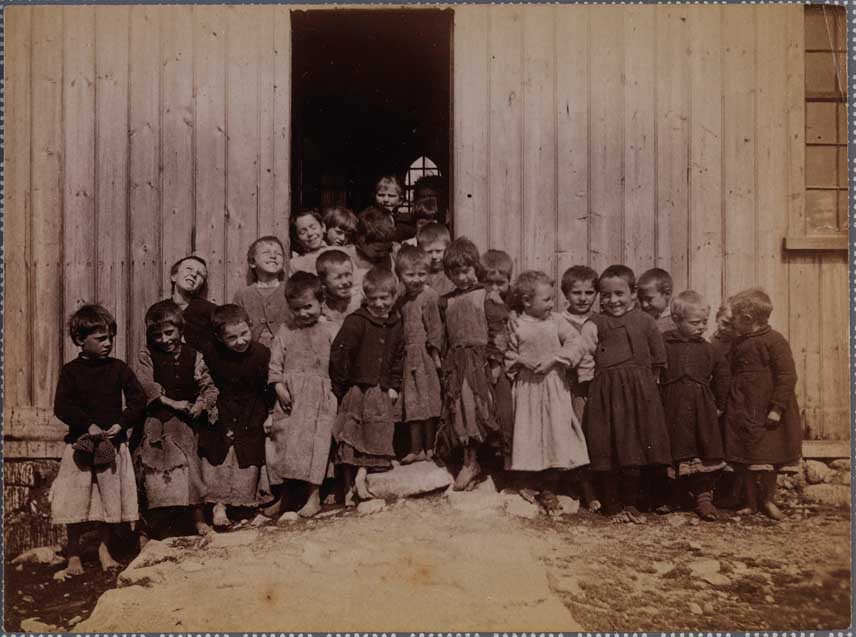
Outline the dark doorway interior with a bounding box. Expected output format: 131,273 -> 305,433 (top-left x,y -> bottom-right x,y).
291,9 -> 452,214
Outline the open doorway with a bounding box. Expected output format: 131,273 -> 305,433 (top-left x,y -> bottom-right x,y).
291,9 -> 453,220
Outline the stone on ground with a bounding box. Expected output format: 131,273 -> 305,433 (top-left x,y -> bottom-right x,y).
557,495 -> 580,515
689,602 -> 703,615
124,539 -> 179,571
12,545 -> 64,566
278,511 -> 300,524
804,460 -> 834,485
503,495 -> 540,519
803,484 -> 850,507
829,459 -> 851,472
357,499 -> 387,515
365,461 -> 453,499
20,618 -> 55,632
688,558 -> 721,578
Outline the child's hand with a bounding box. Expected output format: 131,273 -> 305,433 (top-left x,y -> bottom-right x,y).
275,383 -> 292,413
262,414 -> 273,435
172,400 -> 193,414
533,357 -> 557,375
88,424 -> 104,436
189,402 -> 204,419
765,409 -> 782,429
388,388 -> 399,403
104,424 -> 122,439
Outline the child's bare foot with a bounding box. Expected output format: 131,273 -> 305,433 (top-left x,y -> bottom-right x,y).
453,459 -> 481,491
760,501 -> 784,520
587,499 -> 602,513
696,500 -> 720,522
212,503 -> 231,528
298,489 -> 322,518
736,506 -> 757,516
344,488 -> 356,507
400,452 -> 421,465
609,511 -> 633,524
625,506 -> 647,524
260,495 -> 286,519
425,449 -> 435,461
98,542 -> 121,571
355,467 -> 372,500
195,521 -> 215,535
53,556 -> 84,581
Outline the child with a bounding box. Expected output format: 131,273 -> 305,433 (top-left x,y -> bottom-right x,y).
323,206 -> 359,249
412,174 -> 447,227
584,265 -> 671,523
317,249 -> 362,325
637,267 -> 675,333
51,304 -> 146,579
505,271 -> 593,515
724,288 -> 801,520
417,222 -> 455,297
352,207 -> 397,296
437,237 -> 506,491
480,249 -> 515,467
265,272 -> 339,518
660,290 -> 731,521
198,304 -> 273,528
330,267 -> 405,504
233,236 -> 289,349
402,199 -> 440,247
373,174 -> 404,217
153,255 -> 217,355
393,246 -> 443,464
136,301 -> 218,537
289,209 -> 331,274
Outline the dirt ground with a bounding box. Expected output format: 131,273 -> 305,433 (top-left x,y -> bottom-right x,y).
4,491 -> 851,632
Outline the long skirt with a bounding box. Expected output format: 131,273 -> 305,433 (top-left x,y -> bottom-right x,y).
137,416 -> 206,509
201,447 -> 264,506
333,385 -> 396,468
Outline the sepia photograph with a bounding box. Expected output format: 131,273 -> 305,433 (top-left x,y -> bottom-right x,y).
2,2 -> 852,632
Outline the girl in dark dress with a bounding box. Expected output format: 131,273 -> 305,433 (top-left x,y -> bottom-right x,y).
725,288 -> 801,520
660,290 -> 731,521
584,265 -> 671,524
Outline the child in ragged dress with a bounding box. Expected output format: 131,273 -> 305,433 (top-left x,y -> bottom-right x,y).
660,291 -> 731,521
323,206 -> 359,249
136,301 -> 218,538
724,288 -> 801,520
51,304 -> 146,579
289,209 -> 331,274
233,236 -> 289,349
585,265 -> 672,524
393,246 -> 443,464
198,305 -> 273,528
317,249 -> 362,326
505,271 -> 593,515
417,223 -> 455,297
437,238 -> 507,491
264,273 -> 339,519
330,267 -> 405,505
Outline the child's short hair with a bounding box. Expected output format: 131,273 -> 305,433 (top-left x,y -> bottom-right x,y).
638,267 -> 673,295
145,300 -> 185,335
416,222 -> 451,248
363,266 -> 398,296
670,290 -> 710,319
560,265 -> 599,296
315,249 -> 353,279
323,206 -> 358,242
511,270 -> 553,312
480,250 -> 514,281
69,304 -> 117,345
285,271 -> 324,303
715,301 -> 731,321
290,208 -> 325,253
246,235 -> 286,279
730,287 -> 773,324
598,264 -> 637,292
211,304 -> 252,337
443,237 -> 483,278
357,207 -> 396,243
395,245 -> 430,275
374,175 -> 404,196
169,255 -> 209,295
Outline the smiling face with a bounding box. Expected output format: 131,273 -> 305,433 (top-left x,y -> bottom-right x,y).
523,281 -> 555,320
220,321 -> 252,353
172,258 -> 208,296
637,283 -> 670,319
675,306 -> 709,339
288,290 -> 323,327
150,323 -> 182,354
251,240 -> 284,278
375,184 -> 402,212
79,328 -> 114,359
325,226 -> 349,247
321,261 -> 354,301
564,279 -> 597,316
294,214 -> 326,252
365,288 -> 394,318
599,276 -> 634,318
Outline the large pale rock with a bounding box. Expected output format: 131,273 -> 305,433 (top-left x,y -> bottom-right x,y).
365,461 -> 454,499
118,563 -> 173,588
804,460 -> 834,484
503,496 -> 540,519
803,484 -> 851,507
125,539 -> 179,571
557,495 -> 581,515
20,618 -> 55,632
12,545 -> 64,566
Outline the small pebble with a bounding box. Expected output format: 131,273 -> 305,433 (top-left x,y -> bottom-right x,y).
765,594 -> 775,603
689,602 -> 703,615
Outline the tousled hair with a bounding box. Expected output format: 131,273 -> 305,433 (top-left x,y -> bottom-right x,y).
638,267 -> 673,296
670,289 -> 710,319
69,304 -> 117,345
395,245 -> 430,275
598,264 -> 637,293
285,271 -> 324,303
560,265 -> 599,297
443,237 -> 483,278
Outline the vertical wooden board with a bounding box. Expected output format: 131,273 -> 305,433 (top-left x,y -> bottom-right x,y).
687,6 -> 723,317
193,7 -> 228,303
95,6 -> 130,361
129,6 -> 163,357
556,6 -> 589,274
257,6 -> 277,238
588,6 -> 624,274
487,5 -> 523,269
655,4 -> 690,293
721,5 -> 756,298
62,7 -> 96,362
160,6 -> 195,294
452,6 -> 489,246
225,6 -> 263,301
4,7 -> 33,407
755,7 -> 790,336
271,7 -> 292,251
30,7 -> 64,406
818,255 -> 849,438
623,7 -> 656,274
521,5 -> 556,276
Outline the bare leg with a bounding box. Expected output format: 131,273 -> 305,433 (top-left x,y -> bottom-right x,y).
297,484 -> 323,518
98,523 -> 122,571
736,471 -> 759,515
453,445 -> 482,491
260,492 -> 287,519
424,419 -> 437,460
354,467 -> 372,500
54,523 -> 86,581
342,465 -> 356,507
212,502 -> 231,528
759,470 -> 783,520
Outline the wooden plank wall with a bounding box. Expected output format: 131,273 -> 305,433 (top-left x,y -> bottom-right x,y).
3,6 -> 292,454
453,4 -> 850,440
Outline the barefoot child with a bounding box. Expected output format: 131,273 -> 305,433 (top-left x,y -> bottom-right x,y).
417,223 -> 455,297
660,291 -> 731,521
51,304 -> 146,578
323,206 -> 359,249
585,265 -> 671,523
264,273 -> 339,518
317,249 -> 362,326
136,301 -> 218,538
724,288 -> 801,520
330,267 -> 405,504
198,305 -> 273,528
505,271 -> 593,515
437,238 -> 506,491
394,246 -> 443,464
289,209 -> 331,274
233,236 -> 289,349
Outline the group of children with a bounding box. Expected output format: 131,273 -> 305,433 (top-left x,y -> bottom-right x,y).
48,174 -> 802,579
